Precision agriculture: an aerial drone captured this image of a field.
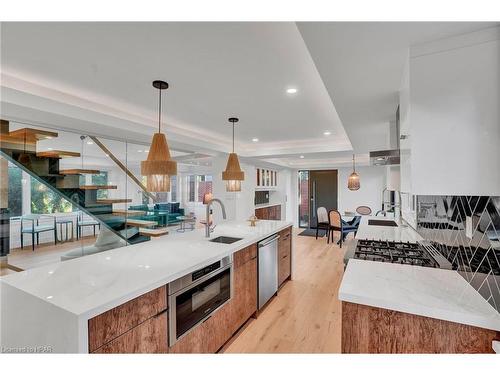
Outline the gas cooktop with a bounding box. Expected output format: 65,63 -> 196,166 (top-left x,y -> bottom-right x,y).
354,239 -> 440,268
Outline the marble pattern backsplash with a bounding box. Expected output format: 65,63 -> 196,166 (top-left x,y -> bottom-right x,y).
416,196 -> 500,314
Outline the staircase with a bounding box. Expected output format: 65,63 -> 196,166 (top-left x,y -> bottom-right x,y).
0,127 -> 151,248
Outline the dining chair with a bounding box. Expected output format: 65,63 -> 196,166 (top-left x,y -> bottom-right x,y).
316,207 -> 329,239
76,212 -> 100,240
20,214 -> 57,251
328,210 -> 343,247
356,206 -> 372,215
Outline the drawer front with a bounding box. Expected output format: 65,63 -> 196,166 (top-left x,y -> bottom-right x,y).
88,285 -> 167,352
93,312 -> 168,354
234,244 -> 257,268
279,226 -> 292,242
278,247 -> 291,286
278,226 -> 292,286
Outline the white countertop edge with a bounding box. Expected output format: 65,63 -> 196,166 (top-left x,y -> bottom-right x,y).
338,259 -> 500,332
339,289 -> 500,332
2,221 -> 293,320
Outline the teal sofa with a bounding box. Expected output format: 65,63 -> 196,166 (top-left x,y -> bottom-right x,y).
128,202 -> 185,226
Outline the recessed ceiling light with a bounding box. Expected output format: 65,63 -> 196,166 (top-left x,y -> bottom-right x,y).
300,155 -> 305,159
252,138 -> 259,142
47,147 -> 53,151
46,136 -> 53,140
286,88 -> 298,94
144,150 -> 149,153
137,150 -> 143,153
87,141 -> 94,145
323,131 -> 331,136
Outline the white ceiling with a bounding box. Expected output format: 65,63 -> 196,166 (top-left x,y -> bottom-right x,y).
296,21 -> 499,153
0,22 -> 351,161
1,22 -> 498,169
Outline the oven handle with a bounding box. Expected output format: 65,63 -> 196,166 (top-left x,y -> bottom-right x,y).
170,263 -> 232,298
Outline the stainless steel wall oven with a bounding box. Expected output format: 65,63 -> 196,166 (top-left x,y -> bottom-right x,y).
168,255 -> 233,346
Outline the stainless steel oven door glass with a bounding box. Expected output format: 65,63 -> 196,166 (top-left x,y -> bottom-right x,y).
168,256 -> 233,346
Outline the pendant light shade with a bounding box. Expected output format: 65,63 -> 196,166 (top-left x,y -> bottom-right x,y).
222,117 -> 244,192
141,80 -> 177,192
348,154 -> 360,191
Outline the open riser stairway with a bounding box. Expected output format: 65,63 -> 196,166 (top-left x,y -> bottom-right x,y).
0,127 -> 151,254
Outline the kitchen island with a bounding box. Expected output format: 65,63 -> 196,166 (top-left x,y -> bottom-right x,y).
0,220 -> 293,353
340,216 -> 500,353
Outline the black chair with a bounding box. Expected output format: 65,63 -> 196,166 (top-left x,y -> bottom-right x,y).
20,214 -> 57,251
76,212 -> 100,240
315,207 -> 329,239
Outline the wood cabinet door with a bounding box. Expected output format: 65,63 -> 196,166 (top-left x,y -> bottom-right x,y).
93,312 -> 168,354
169,245 -> 258,353
88,285 -> 167,352
230,250 -> 258,333
278,227 -> 292,286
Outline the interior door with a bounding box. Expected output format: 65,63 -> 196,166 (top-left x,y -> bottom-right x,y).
309,170 -> 338,228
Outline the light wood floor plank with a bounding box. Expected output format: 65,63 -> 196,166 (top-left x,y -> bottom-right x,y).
224,228 -> 349,353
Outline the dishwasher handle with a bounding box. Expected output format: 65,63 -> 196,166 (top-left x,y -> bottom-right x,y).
258,234 -> 280,248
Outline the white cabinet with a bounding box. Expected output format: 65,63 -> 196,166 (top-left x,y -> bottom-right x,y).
256,168 -> 278,189
408,28 -> 500,196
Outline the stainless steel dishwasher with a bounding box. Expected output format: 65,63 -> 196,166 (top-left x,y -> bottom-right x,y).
258,233 -> 280,309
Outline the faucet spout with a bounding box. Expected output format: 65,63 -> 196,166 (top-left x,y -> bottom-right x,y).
205,198 -> 226,237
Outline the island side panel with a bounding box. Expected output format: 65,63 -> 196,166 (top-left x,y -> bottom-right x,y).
341,301 -> 500,353
0,282 -> 80,353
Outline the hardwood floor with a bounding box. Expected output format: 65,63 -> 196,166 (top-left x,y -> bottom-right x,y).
223,228 -> 348,353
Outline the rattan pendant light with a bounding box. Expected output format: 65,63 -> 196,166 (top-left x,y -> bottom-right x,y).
348,154 -> 360,191
141,80 -> 177,192
222,117 -> 244,192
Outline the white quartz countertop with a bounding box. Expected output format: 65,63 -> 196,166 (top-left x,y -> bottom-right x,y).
340,259 -> 500,331
355,216 -> 423,243
1,220 -> 292,320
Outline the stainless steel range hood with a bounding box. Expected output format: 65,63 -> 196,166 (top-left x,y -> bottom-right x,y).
369,106 -> 401,166
369,149 -> 400,166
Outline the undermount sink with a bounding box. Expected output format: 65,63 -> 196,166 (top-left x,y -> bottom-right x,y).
368,219 -> 398,227
209,236 -> 243,244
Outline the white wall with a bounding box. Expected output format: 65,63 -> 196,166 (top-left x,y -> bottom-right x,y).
410,28 -> 500,196
337,166 -> 386,215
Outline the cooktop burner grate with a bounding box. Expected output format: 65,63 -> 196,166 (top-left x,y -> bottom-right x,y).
354,239 -> 439,268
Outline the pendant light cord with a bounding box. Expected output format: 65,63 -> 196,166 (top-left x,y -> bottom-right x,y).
352,154 -> 355,172
232,122 -> 235,153
158,87 -> 162,133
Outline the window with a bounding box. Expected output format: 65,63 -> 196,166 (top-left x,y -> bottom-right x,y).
188,175 -> 196,202
298,171 -> 309,228
92,172 -> 108,199
7,163 -> 23,216
31,176 -> 73,214
170,175 -> 177,202
197,175 -> 212,202
143,175 -> 177,204
187,175 -> 213,203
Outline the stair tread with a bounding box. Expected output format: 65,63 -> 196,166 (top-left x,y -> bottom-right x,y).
60,169 -> 101,175
125,219 -> 158,227
37,150 -> 81,158
8,128 -> 58,141
79,185 -> 117,190
96,199 -> 132,204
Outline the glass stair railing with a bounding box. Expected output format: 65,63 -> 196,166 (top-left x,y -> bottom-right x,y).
0,127 -> 151,251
